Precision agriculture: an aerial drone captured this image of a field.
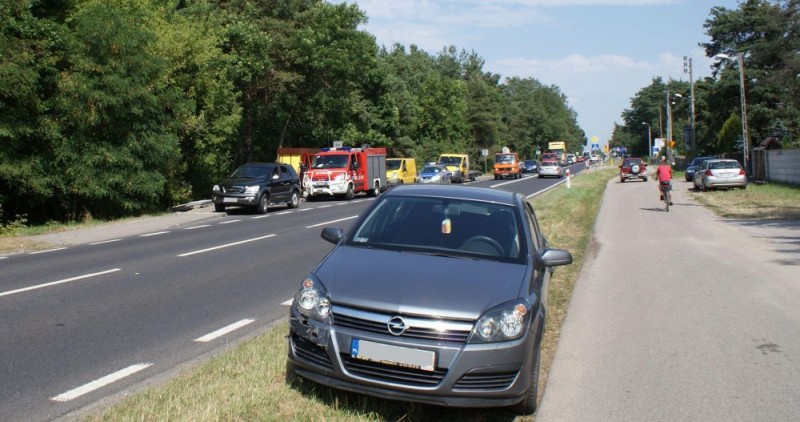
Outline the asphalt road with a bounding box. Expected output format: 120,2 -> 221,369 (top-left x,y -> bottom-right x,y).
537,176 -> 800,421
0,166 -> 583,422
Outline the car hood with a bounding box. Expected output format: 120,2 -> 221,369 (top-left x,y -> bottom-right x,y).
220,176 -> 265,186
315,246 -> 527,320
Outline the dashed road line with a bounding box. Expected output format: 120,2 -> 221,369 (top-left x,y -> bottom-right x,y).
51,363 -> 153,402
28,248 -> 67,255
219,219 -> 241,225
281,299 -> 293,306
140,231 -> 170,237
305,215 -> 358,229
184,225 -> 211,230
0,269 -> 122,298
177,234 -> 276,257
194,319 -> 256,342
89,239 -> 122,246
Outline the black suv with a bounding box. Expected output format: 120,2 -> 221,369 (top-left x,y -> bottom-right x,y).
212,163 -> 301,213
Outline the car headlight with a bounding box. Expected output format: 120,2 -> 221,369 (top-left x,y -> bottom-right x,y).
244,186 -> 259,195
212,185 -> 221,193
333,173 -> 345,181
469,299 -> 531,343
431,174 -> 441,182
293,275 -> 332,322
389,172 -> 398,180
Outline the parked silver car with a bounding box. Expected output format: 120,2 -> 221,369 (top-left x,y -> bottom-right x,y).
692,158 -> 747,191
538,161 -> 563,178
287,184 -> 573,414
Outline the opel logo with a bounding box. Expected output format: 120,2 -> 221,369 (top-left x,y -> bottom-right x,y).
387,316 -> 407,336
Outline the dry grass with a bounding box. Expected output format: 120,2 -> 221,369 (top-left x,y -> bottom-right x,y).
687,180 -> 800,220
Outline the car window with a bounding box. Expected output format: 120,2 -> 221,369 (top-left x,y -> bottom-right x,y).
348,196 -> 525,263
710,161 -> 740,170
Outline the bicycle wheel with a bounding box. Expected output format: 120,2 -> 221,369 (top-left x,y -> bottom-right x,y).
664,190 -> 670,212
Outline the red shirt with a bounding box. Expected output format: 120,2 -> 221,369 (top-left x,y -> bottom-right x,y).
657,164 -> 672,182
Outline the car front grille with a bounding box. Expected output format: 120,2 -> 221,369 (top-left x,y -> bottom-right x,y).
332,306 -> 473,343
452,370 -> 519,390
222,186 -> 245,194
340,354 -> 447,387
291,334 -> 334,370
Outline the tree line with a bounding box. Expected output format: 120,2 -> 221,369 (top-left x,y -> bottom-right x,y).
1,0 -> 584,224
613,0 -> 799,159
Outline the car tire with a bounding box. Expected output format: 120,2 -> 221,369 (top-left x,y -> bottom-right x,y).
256,193 -> 269,214
367,181 -> 380,197
512,338 -> 541,415
287,190 -> 299,208
344,184 -> 354,200
643,177 -> 648,182
620,177 -> 625,183
214,204 -> 226,213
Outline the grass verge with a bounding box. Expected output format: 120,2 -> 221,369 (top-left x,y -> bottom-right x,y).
84,169 -> 616,422
687,180 -> 800,220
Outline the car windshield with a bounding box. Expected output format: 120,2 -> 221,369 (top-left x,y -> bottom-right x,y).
524,160 -> 537,166
347,196 -> 525,263
691,157 -> 712,166
421,166 -> 443,174
386,160 -> 402,170
230,164 -> 271,178
496,154 -> 515,163
311,155 -> 348,169
623,159 -> 639,167
439,156 -> 462,166
709,161 -> 740,170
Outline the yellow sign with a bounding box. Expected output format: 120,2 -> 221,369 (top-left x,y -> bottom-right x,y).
668,140 -> 675,148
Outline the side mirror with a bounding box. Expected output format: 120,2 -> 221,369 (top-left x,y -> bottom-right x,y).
321,227 -> 345,244
541,248 -> 573,267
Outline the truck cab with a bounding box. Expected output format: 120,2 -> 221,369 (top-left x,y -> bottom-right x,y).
493,151 -> 521,179
438,153 -> 475,183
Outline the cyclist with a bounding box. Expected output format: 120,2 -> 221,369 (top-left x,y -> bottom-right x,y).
656,156 -> 673,205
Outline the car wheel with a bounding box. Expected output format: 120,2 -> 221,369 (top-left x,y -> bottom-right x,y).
643,177 -> 648,182
287,190 -> 299,208
214,204 -> 226,213
344,184 -> 354,200
368,181 -> 380,197
512,339 -> 541,415
620,177 -> 625,183
256,194 -> 269,214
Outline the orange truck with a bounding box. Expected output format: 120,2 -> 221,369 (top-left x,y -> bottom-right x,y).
493,148 -> 522,179
303,147 -> 387,200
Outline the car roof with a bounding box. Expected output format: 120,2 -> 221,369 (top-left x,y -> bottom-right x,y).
384,184 -> 518,206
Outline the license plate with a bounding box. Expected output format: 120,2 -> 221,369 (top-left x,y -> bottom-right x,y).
223,197 -> 238,203
351,338 -> 435,371
315,181 -> 328,187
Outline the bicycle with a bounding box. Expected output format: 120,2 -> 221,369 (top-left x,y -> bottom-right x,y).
659,181 -> 672,212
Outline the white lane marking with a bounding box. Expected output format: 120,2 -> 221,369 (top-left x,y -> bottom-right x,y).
276,211 -> 292,215
490,177 -> 528,188
28,248 -> 67,255
305,215 -> 358,229
298,208 -> 312,212
51,363 -> 153,402
334,202 -> 347,206
252,215 -> 270,219
89,239 -> 122,246
184,225 -> 211,230
281,299 -> 293,306
526,177 -> 568,198
140,231 -> 170,237
0,256 -> 8,260
194,319 -> 256,342
317,205 -> 333,209
0,269 -> 121,298
352,199 -> 365,203
177,234 -> 276,257
219,219 -> 241,225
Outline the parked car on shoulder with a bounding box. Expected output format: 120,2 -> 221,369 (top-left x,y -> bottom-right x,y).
418,164 -> 451,184
287,184 -> 573,415
684,156 -> 714,182
538,160 -> 563,178
692,159 -> 747,191
521,160 -> 540,174
212,163 -> 301,213
619,157 -> 648,182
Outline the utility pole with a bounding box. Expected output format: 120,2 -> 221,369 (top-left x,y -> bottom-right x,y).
683,56 -> 697,151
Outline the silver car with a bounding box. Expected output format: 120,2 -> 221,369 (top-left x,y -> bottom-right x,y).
287,184 -> 573,414
692,158 -> 747,191
538,161 -> 563,178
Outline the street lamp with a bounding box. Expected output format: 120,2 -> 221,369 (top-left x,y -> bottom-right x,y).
715,52 -> 749,172
683,56 -> 697,151
642,122 -> 652,163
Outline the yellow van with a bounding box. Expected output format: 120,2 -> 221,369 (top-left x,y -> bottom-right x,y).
386,158 -> 417,186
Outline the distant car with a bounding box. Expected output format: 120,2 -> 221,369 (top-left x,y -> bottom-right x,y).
521,160 -> 540,174
684,156 -> 714,182
287,184 -> 573,415
565,154 -> 576,165
692,159 -> 747,191
212,163 -> 301,213
418,164 -> 451,184
619,157 -> 648,182
538,160 -> 563,178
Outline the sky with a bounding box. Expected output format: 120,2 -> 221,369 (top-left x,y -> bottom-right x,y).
332,0 -> 743,149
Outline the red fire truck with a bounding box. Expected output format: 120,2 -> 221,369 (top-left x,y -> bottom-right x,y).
303,147 -> 387,200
